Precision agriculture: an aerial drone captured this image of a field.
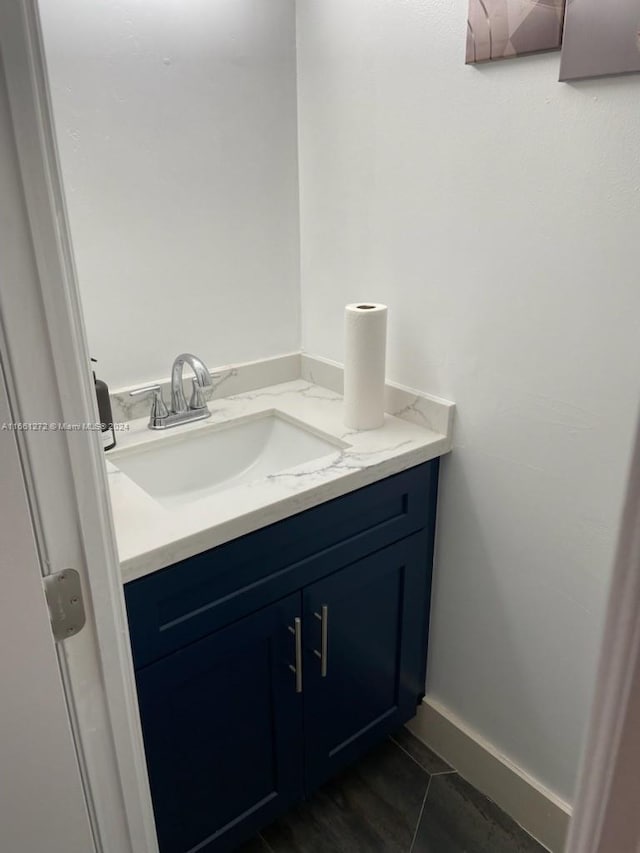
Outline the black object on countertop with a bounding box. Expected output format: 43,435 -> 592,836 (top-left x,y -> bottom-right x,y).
91,358 -> 115,451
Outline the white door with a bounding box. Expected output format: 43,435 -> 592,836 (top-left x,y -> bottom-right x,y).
0,11 -> 95,849
0,4 -> 158,852
0,362 -> 96,853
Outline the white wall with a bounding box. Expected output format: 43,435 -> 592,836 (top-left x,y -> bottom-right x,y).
39,0 -> 300,389
296,0 -> 640,803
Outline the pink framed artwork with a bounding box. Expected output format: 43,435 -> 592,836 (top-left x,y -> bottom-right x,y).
466,0 -> 566,64
560,0 -> 640,81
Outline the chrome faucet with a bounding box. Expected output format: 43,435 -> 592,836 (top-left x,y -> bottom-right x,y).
130,352 -> 212,430
170,353 -> 211,414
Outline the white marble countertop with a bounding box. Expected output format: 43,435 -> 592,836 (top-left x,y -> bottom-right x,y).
106,379 -> 453,583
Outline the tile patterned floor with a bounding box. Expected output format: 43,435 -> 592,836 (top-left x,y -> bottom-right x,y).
236,728 -> 547,853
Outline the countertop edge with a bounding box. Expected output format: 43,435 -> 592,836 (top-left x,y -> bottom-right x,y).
120,434 -> 450,583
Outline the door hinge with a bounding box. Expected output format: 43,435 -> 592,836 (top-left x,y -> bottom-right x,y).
43,569 -> 86,641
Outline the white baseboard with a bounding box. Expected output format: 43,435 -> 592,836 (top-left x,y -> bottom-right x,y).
407,698 -> 572,853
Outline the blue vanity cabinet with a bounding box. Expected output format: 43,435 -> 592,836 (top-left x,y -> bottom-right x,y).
134,593 -> 303,853
302,532 -> 432,792
125,460 -> 440,853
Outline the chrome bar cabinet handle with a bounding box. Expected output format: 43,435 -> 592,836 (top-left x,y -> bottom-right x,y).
314,605 -> 328,677
288,617 -> 303,693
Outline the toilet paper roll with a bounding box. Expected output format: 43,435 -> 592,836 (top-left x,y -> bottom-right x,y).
343,303 -> 388,430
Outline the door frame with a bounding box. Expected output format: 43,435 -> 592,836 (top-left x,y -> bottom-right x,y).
0,3 -> 157,852
565,416 -> 640,853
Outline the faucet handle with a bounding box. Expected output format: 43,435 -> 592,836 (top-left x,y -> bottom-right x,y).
129,385 -> 169,428
189,377 -> 208,411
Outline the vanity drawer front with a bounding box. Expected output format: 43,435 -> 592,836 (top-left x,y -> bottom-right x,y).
126,460 -> 439,669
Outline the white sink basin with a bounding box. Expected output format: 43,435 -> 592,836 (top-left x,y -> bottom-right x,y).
110,411 -> 345,508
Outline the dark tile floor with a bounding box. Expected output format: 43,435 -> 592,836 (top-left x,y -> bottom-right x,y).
237,728 -> 547,853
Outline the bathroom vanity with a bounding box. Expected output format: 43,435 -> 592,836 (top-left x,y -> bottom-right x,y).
125,462 -> 438,853
108,365 -> 453,853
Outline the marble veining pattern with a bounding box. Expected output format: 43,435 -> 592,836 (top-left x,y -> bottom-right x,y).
109,353 -> 301,424
300,354 -> 455,437
110,353 -> 455,439
106,378 -> 452,582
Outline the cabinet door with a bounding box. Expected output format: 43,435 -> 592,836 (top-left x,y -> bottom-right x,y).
303,533 -> 431,791
136,593 -> 303,853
